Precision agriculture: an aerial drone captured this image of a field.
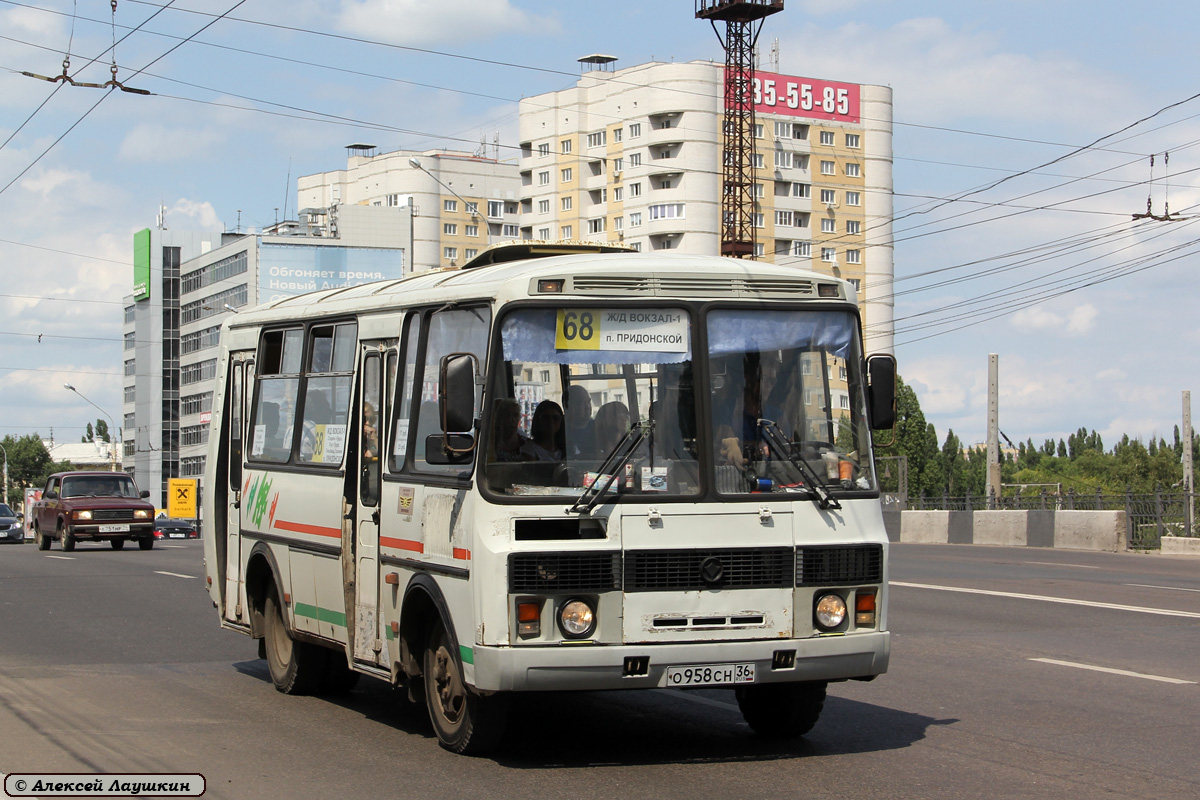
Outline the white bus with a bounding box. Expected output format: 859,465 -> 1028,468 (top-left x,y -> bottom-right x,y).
202,243 -> 897,754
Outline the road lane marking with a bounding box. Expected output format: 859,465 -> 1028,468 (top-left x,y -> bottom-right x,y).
1023,561 -> 1101,569
890,581 -> 1200,619
45,555 -> 74,560
1125,583 -> 1200,594
1029,658 -> 1196,685
155,571 -> 196,579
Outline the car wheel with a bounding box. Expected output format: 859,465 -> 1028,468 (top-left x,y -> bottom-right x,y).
35,523 -> 50,551
263,586 -> 327,695
138,537 -> 154,550
60,524 -> 76,552
111,538 -> 125,550
423,616 -> 509,754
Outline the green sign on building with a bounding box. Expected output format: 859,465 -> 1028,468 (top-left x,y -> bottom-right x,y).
133,228 -> 151,301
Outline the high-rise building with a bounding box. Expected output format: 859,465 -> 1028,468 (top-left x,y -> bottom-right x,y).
517,59 -> 894,351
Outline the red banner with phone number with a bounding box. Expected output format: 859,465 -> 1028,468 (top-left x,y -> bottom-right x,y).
726,69 -> 861,124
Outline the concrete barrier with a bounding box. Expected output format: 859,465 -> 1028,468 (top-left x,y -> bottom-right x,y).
886,509 -> 1128,552
1053,510 -> 1125,552
972,510 -> 1028,547
1160,535 -> 1200,556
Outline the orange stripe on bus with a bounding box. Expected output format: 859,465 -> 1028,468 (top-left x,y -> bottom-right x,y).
274,519 -> 342,539
381,537 -> 424,553
453,548 -> 471,561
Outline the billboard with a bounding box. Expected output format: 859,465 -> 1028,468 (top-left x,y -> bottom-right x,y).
258,244 -> 405,304
133,228 -> 151,301
728,69 -> 861,124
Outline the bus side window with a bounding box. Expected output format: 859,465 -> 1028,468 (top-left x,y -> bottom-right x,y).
389,314 -> 420,472
411,305 -> 491,476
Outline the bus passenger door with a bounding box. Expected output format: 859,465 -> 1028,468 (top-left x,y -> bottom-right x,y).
224,354 -> 253,623
353,344 -> 393,666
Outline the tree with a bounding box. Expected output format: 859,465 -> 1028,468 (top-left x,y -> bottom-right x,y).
874,375 -> 939,499
82,419 -> 110,444
1,434 -> 73,507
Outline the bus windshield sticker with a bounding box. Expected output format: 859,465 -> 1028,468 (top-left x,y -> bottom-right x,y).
252,424 -> 266,457
556,309 -> 687,353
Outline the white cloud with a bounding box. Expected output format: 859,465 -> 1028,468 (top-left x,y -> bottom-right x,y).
118,124 -> 227,163
166,199 -> 222,229
335,0 -> 559,46
1010,303 -> 1097,336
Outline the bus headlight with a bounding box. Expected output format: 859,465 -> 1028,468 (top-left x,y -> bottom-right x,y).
814,594 -> 847,631
558,598 -> 596,639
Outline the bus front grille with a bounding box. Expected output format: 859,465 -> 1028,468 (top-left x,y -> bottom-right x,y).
509,552 -> 622,593
796,544 -> 884,586
624,547 -> 795,592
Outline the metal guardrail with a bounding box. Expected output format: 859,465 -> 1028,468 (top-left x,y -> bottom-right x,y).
891,487 -> 1197,550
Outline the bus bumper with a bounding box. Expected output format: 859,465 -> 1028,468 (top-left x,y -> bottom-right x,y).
469,630 -> 889,692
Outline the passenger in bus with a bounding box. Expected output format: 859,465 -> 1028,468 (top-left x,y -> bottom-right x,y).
362,401 -> 380,461
564,385 -> 595,457
491,398 -> 529,462
715,352 -> 780,467
300,392 -> 333,460
520,400 -> 565,461
593,401 -> 631,455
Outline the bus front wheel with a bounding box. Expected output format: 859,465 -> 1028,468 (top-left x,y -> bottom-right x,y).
736,680 -> 827,738
263,587 -> 327,695
423,618 -> 508,755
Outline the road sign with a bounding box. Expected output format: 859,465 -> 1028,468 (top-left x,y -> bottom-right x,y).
168,478 -> 197,519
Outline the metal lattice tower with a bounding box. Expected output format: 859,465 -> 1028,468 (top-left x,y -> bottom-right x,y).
696,1 -> 784,259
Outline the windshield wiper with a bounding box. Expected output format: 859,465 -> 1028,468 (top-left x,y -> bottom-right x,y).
568,421 -> 653,515
758,420 -> 841,510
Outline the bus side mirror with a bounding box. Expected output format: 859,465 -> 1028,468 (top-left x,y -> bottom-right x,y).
866,354 -> 897,431
439,353 -> 478,453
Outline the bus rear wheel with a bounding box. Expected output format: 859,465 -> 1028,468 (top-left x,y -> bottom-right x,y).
263,587 -> 327,695
423,617 -> 508,755
736,680 -> 827,738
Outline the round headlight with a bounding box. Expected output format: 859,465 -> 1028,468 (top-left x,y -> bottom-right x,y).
558,599 -> 596,639
814,594 -> 847,630
76,510 -> 93,521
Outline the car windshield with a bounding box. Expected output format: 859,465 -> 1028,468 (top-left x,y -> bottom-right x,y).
484,307 -> 699,498
707,308 -> 877,496
0,504 -> 13,516
61,476 -> 139,498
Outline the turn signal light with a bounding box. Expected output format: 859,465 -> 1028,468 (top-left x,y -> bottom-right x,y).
517,600 -> 541,638
855,591 -> 877,627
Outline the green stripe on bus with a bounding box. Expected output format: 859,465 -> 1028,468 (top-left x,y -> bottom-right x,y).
459,645 -> 474,665
293,603 -> 348,628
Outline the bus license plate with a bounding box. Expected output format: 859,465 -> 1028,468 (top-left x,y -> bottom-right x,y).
665,663 -> 755,687
99,525 -> 130,533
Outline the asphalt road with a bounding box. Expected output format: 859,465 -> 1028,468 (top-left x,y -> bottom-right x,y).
0,539 -> 1197,800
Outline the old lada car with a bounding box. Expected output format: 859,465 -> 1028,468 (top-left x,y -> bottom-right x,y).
32,471 -> 156,551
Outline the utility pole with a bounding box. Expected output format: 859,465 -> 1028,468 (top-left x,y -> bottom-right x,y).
987,354 -> 1001,507
1184,391 -> 1194,534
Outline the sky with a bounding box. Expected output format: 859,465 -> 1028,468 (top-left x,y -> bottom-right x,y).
2,0 -> 1199,453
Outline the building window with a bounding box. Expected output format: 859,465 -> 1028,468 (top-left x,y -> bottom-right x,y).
792,182 -> 811,198
821,247 -> 836,262
587,131 -> 606,148
796,212 -> 810,229
181,359 -> 218,386
793,241 -> 811,257
614,216 -> 623,230
629,123 -> 641,138
629,212 -> 642,227
538,142 -> 550,156
613,157 -> 623,173
465,224 -> 479,237
124,385 -> 136,403
181,325 -> 221,355
775,210 -> 793,227
587,218 -> 605,234
846,249 -> 861,264
629,182 -> 642,197
538,199 -> 550,214
819,131 -> 835,145
181,424 -> 209,447
488,200 -> 504,218
754,124 -> 763,138
847,278 -> 861,292
820,160 -> 835,175
465,249 -> 478,259
181,393 -> 213,415
846,191 -> 861,206
561,138 -> 572,154
753,213 -> 764,229
845,163 -> 861,178
444,223 -> 457,236
613,187 -> 623,202
846,220 -> 861,234
821,218 -> 836,233
124,331 -> 136,350
775,151 -> 792,169
502,224 -> 519,237
538,171 -> 550,186
561,168 -> 573,183
612,127 -> 622,143
751,153 -> 764,169
560,225 -> 572,239
444,199 -> 457,213
846,133 -> 860,148
538,227 -> 551,239
561,196 -> 572,212
124,306 -> 135,323
444,247 -> 457,261
820,189 -> 836,204
125,359 -> 136,376
649,203 -> 684,220
630,152 -> 642,167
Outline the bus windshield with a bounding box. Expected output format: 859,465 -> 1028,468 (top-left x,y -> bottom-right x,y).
485,307 -> 700,497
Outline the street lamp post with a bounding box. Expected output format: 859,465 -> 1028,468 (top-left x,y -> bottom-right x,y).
64,383 -> 120,472
0,442 -> 8,507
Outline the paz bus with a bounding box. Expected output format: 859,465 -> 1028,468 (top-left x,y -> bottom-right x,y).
202,242 -> 897,754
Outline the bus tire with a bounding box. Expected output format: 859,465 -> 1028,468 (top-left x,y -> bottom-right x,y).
736,680 -> 827,738
264,587 -> 327,695
35,524 -> 50,551
321,654 -> 361,694
423,617 -> 508,755
60,524 -> 75,552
